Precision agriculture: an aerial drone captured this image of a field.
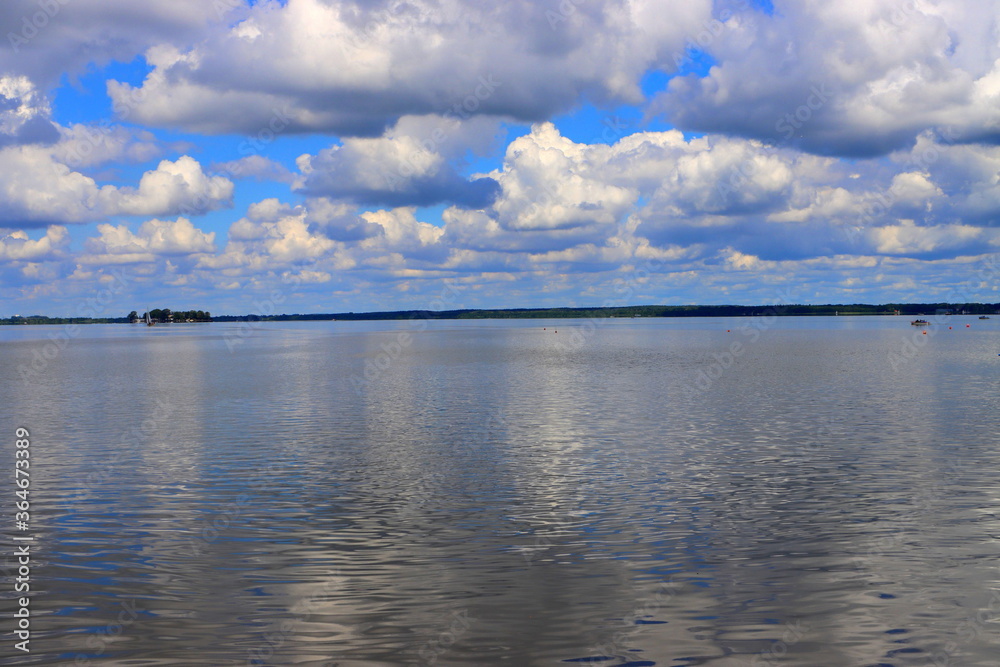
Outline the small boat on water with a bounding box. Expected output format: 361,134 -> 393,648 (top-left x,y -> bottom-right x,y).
979,316 -> 990,320
911,319 -> 930,326
145,311 -> 155,327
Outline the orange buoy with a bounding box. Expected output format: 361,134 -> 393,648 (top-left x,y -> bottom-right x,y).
967,324 -> 971,327
949,327 -> 952,329
923,331 -> 927,334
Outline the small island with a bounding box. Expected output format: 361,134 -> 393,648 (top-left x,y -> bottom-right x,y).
129,309 -> 213,324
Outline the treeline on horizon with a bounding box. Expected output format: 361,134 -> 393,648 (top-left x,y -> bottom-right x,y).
214,301 -> 1000,321
2,302 -> 998,325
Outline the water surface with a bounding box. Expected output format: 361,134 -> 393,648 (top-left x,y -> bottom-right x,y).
1,316 -> 999,666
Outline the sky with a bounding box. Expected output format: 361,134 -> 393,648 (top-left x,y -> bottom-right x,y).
1,0 -> 999,317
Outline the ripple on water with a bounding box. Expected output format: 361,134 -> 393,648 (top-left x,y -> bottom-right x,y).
2,320 -> 1000,665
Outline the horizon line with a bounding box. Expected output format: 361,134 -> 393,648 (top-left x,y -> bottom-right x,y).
4,301 -> 999,322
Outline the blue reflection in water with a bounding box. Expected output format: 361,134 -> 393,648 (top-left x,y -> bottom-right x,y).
1,318 -> 998,666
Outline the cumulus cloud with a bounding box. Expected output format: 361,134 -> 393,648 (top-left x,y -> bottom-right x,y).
11,0 -> 1000,313
869,220 -> 991,257
490,123 -> 637,233
477,124 -> 843,262
107,0 -> 714,135
0,151 -> 233,226
0,226 -> 68,261
304,198 -> 381,242
82,217 -> 216,264
294,130 -> 500,208
0,145 -> 113,226
202,202 -> 339,270
359,207 -> 445,253
902,138 -> 1000,221
52,124 -> 162,168
440,207 -> 584,254
13,121 -> 998,310
472,123 -> 998,264
0,76 -> 164,171
0,79 -> 226,227
0,76 -> 59,148
0,1 -> 231,86
655,0 -> 1000,157
461,124 -> 832,260
113,156 -> 233,216
196,198 -> 456,284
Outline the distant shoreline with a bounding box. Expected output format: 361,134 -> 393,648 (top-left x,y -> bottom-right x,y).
3,302 -> 998,325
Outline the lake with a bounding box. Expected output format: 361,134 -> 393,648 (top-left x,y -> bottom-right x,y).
1,316 -> 999,666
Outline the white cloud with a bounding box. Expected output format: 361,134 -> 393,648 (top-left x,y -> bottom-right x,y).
0,1 -> 231,86
293,115 -> 503,207
870,220 -> 990,256
655,0 -> 1000,156
305,197 -> 382,242
0,226 -> 68,261
107,0 -> 715,135
53,123 -> 162,168
0,150 -> 233,226
113,156 -> 233,217
137,217 -> 216,254
202,204 -> 338,270
10,0 -> 1000,314
82,217 -> 216,264
888,171 -> 941,206
903,138 -> 1000,219
360,207 -> 444,250
0,75 -> 58,147
490,123 -> 637,233
0,76 -> 164,175
0,145 -> 110,225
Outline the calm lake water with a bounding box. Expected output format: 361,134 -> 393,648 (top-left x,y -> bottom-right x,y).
1,316 -> 999,666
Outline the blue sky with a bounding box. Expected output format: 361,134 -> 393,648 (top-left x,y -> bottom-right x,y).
1,0 -> 999,317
